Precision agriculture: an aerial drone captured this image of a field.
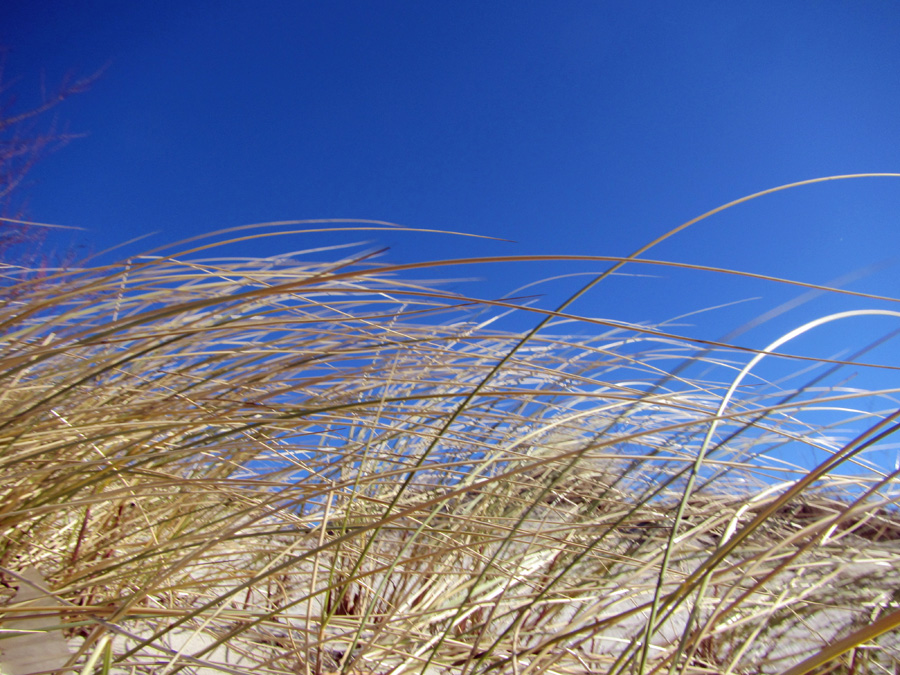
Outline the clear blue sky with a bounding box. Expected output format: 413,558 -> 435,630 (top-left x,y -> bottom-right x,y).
4,2 -> 900,469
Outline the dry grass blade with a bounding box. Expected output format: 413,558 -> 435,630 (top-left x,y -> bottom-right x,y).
779,606 -> 900,675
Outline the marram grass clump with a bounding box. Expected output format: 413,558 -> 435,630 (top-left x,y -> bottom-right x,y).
1,182 -> 900,675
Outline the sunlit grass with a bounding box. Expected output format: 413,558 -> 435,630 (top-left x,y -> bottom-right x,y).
1,178 -> 899,674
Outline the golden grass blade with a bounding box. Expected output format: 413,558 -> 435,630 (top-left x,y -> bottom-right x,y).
779,606 -> 900,675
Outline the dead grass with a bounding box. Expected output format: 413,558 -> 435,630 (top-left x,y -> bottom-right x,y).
1,178 -> 899,675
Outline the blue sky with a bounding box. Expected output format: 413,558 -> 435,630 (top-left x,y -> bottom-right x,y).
4,2 -> 900,470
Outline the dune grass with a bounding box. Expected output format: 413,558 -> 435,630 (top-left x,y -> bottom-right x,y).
1,178 -> 899,674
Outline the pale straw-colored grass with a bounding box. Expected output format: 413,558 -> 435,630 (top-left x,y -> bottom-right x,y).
1,177 -> 899,675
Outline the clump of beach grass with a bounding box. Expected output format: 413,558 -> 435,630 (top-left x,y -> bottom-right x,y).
1,177 -> 899,675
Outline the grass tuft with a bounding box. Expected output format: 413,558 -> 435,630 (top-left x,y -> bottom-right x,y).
1,181 -> 899,674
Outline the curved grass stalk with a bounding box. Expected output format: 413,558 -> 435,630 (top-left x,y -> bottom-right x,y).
636,309 -> 900,675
